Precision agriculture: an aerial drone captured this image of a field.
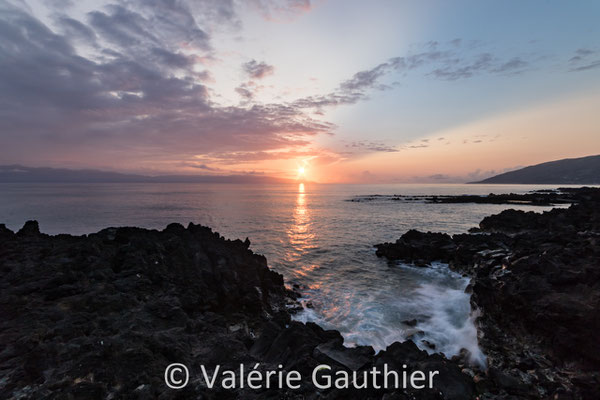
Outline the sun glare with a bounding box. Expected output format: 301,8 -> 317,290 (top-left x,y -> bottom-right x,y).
298,166 -> 305,175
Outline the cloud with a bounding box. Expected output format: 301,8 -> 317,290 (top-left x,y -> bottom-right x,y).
188,163 -> 220,171
55,15 -> 97,44
428,53 -> 529,80
235,84 -> 254,101
242,59 -> 275,79
465,168 -> 520,181
47,0 -> 75,7
290,59 -> 406,110
0,1 -> 574,176
193,147 -> 342,166
150,47 -> 195,68
428,174 -> 451,181
569,48 -> 594,62
568,48 -> 600,71
407,173 -> 462,183
0,2 -> 332,170
408,166 -> 527,184
346,141 -> 400,153
88,5 -> 158,49
339,59 -> 403,92
293,41 -> 537,111
571,60 -> 600,71
249,0 -> 312,21
493,57 -> 528,73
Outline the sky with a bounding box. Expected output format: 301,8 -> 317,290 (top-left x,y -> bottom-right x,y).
1,0 -> 599,183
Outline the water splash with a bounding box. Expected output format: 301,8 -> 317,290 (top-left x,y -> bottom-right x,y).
294,262 -> 487,369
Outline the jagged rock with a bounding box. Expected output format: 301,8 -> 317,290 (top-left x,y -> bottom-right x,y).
375,187 -> 600,399
0,222 -> 292,399
375,341 -> 476,400
0,223 -> 14,239
16,220 -> 40,236
1,221 -> 478,399
314,340 -> 374,370
375,230 -> 455,264
6,188 -> 599,399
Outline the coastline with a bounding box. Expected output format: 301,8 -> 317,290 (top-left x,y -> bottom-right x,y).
1,188 -> 598,399
0,221 -> 473,399
375,187 -> 600,398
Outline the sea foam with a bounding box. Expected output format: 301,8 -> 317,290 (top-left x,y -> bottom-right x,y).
294,262 -> 487,369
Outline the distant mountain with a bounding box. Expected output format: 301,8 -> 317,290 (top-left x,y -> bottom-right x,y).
471,155 -> 600,184
0,165 -> 297,184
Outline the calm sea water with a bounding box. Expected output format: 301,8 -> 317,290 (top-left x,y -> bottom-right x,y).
0,183 -> 574,365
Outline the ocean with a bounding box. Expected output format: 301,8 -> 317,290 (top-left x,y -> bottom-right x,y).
0,183 -> 573,366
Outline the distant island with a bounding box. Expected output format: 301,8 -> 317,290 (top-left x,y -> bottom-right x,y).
0,165 -> 298,184
471,154 -> 600,184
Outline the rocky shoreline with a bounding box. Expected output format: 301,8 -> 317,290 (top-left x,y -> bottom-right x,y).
348,187 -> 597,206
376,187 -> 600,399
1,221 -> 474,399
1,187 -> 598,399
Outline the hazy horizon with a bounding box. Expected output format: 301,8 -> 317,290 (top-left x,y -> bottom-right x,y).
1,0 -> 599,183
2,153 -> 600,184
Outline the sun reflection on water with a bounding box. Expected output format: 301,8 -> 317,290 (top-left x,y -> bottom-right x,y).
285,184 -> 360,334
286,183 -> 318,280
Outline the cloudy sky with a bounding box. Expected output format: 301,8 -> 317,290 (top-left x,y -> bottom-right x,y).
1,0 -> 599,183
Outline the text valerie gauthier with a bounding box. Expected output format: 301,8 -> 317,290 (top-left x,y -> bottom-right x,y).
164,363 -> 440,390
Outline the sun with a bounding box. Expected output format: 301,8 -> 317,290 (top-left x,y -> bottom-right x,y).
298,166 -> 306,176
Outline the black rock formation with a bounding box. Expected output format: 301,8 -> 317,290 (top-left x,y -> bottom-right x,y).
349,187 -> 594,206
375,188 -> 600,399
1,221 -> 474,399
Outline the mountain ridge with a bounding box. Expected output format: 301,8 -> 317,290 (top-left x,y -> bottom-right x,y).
471,154 -> 600,184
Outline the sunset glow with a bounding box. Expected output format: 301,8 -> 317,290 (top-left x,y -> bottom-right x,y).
2,3 -> 600,397
1,1 -> 599,182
